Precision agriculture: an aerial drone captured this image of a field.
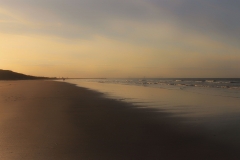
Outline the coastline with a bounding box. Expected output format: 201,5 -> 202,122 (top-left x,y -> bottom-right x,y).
0,80 -> 239,159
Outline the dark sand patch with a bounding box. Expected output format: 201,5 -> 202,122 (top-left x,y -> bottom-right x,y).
0,80 -> 239,160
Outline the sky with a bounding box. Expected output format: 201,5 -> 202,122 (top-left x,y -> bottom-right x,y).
0,0 -> 240,78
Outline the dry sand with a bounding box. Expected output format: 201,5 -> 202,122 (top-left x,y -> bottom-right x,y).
0,80 -> 239,160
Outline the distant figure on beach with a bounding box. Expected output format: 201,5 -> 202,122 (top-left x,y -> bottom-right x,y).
62,77 -> 65,81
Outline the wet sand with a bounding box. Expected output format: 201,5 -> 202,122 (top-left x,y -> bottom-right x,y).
0,80 -> 239,160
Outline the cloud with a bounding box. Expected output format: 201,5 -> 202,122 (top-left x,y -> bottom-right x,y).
1,0 -> 239,44
1,0 -> 240,77
0,0 -> 151,39
149,0 -> 240,42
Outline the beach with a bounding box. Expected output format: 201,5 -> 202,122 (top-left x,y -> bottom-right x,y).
0,80 -> 239,160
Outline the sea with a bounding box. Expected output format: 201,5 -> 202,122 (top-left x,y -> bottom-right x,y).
64,78 -> 240,145
64,78 -> 240,115
92,78 -> 240,90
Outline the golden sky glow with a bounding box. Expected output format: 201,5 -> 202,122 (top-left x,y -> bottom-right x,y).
0,0 -> 240,78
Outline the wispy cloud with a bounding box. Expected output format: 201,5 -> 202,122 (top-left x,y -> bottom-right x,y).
0,0 -> 239,77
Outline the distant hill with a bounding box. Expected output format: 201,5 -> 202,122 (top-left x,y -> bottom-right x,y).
0,69 -> 50,80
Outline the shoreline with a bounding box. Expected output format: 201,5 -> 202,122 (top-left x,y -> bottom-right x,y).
0,80 -> 239,159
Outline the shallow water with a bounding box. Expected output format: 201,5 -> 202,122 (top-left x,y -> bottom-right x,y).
65,79 -> 240,118
63,79 -> 240,146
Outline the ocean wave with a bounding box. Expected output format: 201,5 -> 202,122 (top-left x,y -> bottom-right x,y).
230,81 -> 240,84
90,78 -> 240,91
205,80 -> 215,83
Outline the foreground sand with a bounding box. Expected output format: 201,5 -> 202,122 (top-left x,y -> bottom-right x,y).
0,80 -> 239,160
